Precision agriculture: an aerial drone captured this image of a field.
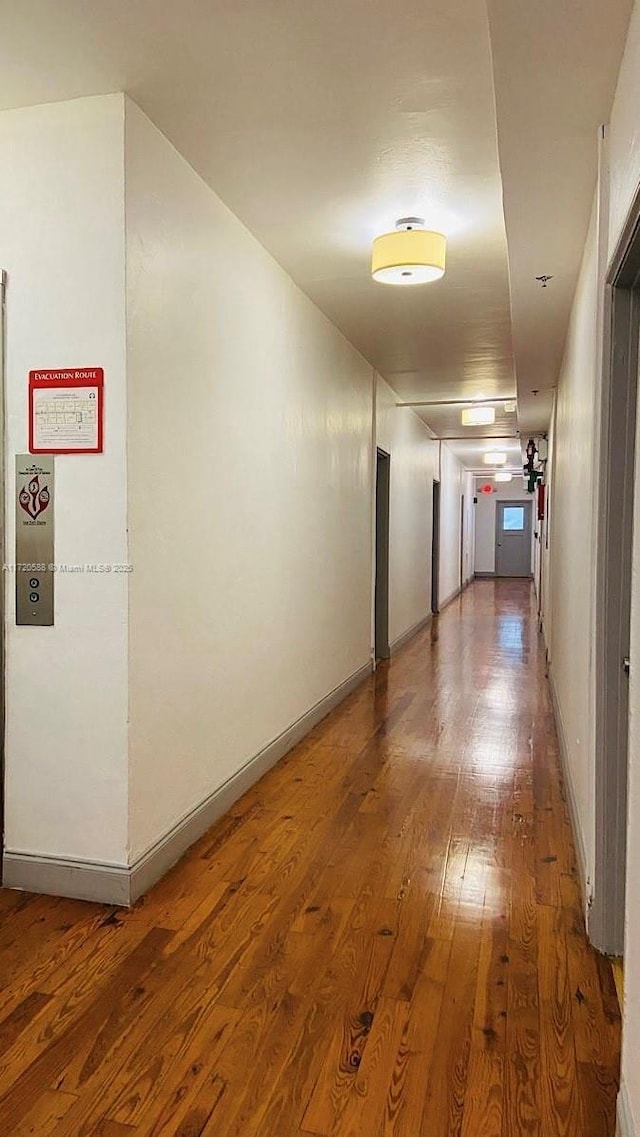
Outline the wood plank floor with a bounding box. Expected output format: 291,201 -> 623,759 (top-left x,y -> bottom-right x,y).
0,580 -> 621,1136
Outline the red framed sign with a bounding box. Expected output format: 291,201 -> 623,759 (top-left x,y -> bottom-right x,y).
537,482 -> 546,521
29,368 -> 104,454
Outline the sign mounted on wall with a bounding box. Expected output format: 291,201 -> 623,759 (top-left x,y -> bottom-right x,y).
29,368 -> 104,454
537,482 -> 546,521
15,454 -> 55,625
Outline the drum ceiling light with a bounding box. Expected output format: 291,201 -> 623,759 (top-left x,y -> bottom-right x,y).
371,218 -> 446,285
484,451 -> 507,466
494,471 -> 513,482
461,406 -> 496,426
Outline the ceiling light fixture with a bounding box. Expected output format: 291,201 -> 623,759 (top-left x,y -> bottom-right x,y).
494,471 -> 513,482
484,451 -> 507,466
371,218 -> 446,285
461,406 -> 496,426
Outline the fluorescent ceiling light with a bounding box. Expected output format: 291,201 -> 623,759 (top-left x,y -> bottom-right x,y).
461,406 -> 496,426
371,218 -> 446,285
494,471 -> 513,482
484,451 -> 507,466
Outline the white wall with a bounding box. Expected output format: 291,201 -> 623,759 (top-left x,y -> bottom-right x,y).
609,1 -> 640,257
625,392 -> 640,1137
124,99 -> 479,859
473,479 -> 534,575
538,401 -> 555,641
546,5 -> 640,1127
462,468 -> 476,587
608,6 -> 640,1127
0,95 -> 130,865
124,100 -> 374,859
375,377 -> 439,644
0,94 -> 482,902
545,204 -> 599,901
439,443 -> 474,606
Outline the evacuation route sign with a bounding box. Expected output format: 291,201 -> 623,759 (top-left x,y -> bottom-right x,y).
29,367 -> 104,454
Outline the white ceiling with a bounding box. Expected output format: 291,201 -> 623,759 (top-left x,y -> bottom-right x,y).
411,399 -> 517,445
487,0 -> 633,433
446,437 -> 524,473
0,0 -> 633,463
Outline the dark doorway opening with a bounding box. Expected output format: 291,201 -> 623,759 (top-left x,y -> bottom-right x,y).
431,480 -> 441,615
375,449 -> 391,661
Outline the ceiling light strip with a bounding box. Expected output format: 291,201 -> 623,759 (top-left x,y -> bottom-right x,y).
428,435 -> 519,441
395,398 -> 517,408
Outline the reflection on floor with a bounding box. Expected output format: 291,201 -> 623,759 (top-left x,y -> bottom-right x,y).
611,958 -> 624,1008
0,580 -> 621,1135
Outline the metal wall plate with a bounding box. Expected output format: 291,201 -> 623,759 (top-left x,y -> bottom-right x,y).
15,455 -> 54,625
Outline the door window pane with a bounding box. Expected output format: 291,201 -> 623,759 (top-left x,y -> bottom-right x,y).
502,506 -> 525,531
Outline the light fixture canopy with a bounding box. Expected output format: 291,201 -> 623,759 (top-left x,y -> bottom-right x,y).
494,470 -> 513,482
371,218 -> 446,285
461,406 -> 496,426
484,451 -> 507,466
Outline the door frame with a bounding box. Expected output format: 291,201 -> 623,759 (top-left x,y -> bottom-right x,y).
374,448 -> 391,661
0,272 -> 6,877
494,499 -> 533,578
459,494 -> 465,590
591,187 -> 640,954
431,479 -> 441,615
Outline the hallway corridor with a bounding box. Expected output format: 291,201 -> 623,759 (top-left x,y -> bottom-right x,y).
0,581 -> 621,1136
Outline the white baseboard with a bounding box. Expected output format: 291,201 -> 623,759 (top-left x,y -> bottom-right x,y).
390,612 -> 431,654
618,1081 -> 636,1137
440,586 -> 461,609
439,578 -> 472,611
2,852 -> 130,905
3,658 -> 373,906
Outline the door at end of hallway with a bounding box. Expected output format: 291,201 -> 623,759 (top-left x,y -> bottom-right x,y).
495,499 -> 532,577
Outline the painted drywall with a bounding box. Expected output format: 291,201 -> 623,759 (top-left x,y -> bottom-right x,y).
474,480 -> 535,575
124,98 -> 479,860
609,1 -> 640,258
375,377 -> 439,644
439,443 -> 474,607
124,99 -> 374,859
622,379 -> 640,1137
0,95 -> 130,865
535,400 -> 556,639
0,97 -> 130,864
462,469 -> 476,589
546,8 -> 640,1121
0,92 -> 482,886
546,203 -> 599,899
609,8 -> 640,1126
624,380 -> 640,1137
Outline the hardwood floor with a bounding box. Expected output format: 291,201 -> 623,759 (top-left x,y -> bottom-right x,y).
0,580 -> 621,1135
611,958 -> 624,1008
